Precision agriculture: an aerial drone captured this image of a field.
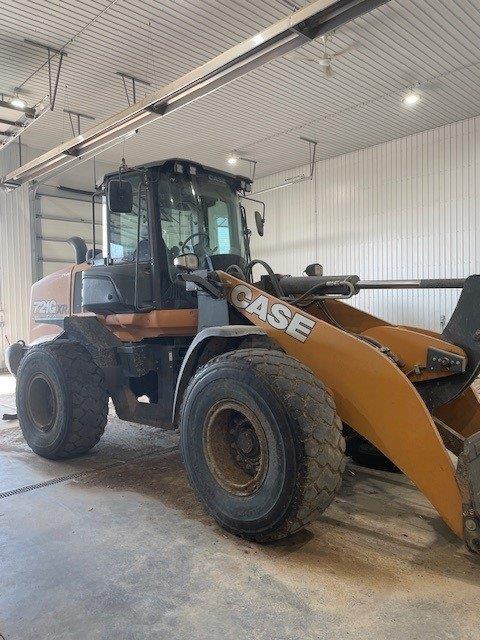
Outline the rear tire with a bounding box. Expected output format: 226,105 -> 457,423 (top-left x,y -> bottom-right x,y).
16,342 -> 108,459
180,348 -> 345,542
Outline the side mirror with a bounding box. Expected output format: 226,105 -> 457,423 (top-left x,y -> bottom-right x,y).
174,253 -> 199,271
107,179 -> 133,213
254,210 -> 265,237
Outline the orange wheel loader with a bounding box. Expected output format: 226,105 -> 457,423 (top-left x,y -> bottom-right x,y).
5,158 -> 480,552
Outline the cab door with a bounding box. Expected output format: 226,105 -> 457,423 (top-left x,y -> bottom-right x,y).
82,172 -> 153,315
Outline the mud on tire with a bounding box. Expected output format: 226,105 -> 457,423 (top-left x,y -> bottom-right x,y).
16,341 -> 108,459
180,348 -> 346,542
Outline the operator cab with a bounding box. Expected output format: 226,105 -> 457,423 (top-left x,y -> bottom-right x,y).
81,158 -> 252,315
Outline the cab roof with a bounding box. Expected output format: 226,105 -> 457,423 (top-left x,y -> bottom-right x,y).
102,158 -> 252,186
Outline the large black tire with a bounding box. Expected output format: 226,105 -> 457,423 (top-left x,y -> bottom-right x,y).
180,348 -> 345,542
16,341 -> 108,460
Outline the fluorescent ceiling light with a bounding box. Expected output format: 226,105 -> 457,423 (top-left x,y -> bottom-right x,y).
9,96 -> 27,109
403,91 -> 420,106
252,33 -> 265,45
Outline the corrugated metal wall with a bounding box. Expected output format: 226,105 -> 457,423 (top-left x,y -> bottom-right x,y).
250,115 -> 480,331
0,145 -> 34,367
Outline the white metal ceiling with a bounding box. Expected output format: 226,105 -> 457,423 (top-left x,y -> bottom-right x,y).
0,0 -> 479,180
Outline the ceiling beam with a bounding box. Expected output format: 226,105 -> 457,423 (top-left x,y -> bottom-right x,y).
1,0 -> 389,189
0,118 -> 27,128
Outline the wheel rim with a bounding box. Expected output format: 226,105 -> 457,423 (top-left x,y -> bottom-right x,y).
26,374 -> 57,432
203,400 -> 269,496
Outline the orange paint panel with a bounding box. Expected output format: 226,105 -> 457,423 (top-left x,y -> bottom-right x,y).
29,265 -> 73,344
307,302 -> 466,382
360,325 -> 466,381
103,309 -> 198,341
313,298 -> 392,333
435,387 -> 480,438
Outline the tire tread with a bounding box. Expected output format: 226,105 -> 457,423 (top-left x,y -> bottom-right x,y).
180,347 -> 345,541
17,342 -> 108,459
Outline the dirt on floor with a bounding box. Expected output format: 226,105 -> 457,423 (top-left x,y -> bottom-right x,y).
1,375 -> 480,639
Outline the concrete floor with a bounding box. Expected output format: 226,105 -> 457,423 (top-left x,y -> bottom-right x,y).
1,374 -> 479,640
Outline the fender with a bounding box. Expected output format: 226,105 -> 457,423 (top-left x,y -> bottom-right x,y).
5,325 -> 67,376
4,341 -> 27,376
172,325 -> 269,424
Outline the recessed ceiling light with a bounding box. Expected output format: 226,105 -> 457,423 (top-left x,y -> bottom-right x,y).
402,92 -> 420,106
9,95 -> 27,109
227,154 -> 238,165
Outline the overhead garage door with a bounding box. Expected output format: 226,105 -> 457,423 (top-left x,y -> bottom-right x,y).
33,193 -> 103,280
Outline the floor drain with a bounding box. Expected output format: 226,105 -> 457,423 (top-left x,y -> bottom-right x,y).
0,445 -> 178,499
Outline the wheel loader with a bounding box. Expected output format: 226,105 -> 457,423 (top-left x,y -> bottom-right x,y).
6,158 -> 480,553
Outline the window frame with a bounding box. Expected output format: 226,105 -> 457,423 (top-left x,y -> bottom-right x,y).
106,170 -> 150,264
156,170 -> 246,275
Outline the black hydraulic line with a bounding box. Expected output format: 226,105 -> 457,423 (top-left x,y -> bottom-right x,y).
317,300 -> 404,367
244,259 -> 285,298
318,300 -> 347,331
280,275 -> 466,295
67,236 -> 87,264
289,280 -> 354,306
226,264 -> 247,280
291,283 -> 333,307
357,278 -> 465,289
279,275 -> 358,295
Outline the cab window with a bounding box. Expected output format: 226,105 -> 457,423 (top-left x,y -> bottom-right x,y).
157,172 -> 245,277
108,174 -> 149,262
207,199 -> 234,253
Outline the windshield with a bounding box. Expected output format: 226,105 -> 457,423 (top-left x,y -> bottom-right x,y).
158,170 -> 247,269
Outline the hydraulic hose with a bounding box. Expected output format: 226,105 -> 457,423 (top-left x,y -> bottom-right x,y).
244,259 -> 285,299
225,264 -> 247,280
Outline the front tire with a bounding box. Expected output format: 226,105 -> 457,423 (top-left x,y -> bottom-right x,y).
180,348 -> 345,542
16,342 -> 108,459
